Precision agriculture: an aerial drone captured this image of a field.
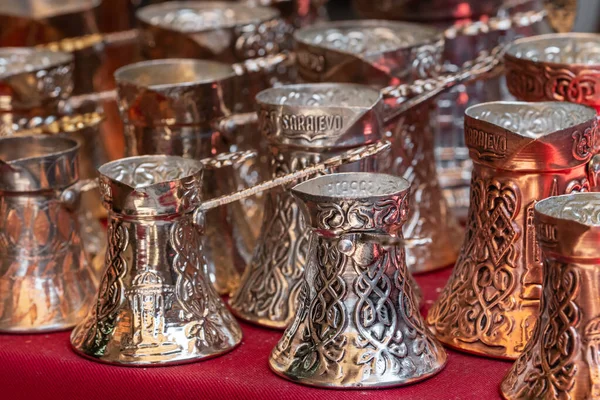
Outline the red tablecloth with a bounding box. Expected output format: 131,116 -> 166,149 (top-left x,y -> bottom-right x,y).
0,267 -> 513,400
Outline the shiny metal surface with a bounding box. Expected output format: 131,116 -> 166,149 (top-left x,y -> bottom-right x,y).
0,111 -> 107,265
294,19 -> 443,86
0,135 -> 97,332
296,19 -> 463,274
427,101 -> 599,359
137,1 -> 294,113
115,58 -> 267,295
137,1 -> 292,61
229,83 -> 422,329
505,33 -> 600,112
269,172 -> 446,388
501,192 -> 600,400
71,155 -> 242,366
352,0 -> 504,21
0,46 -> 106,262
0,47 -> 74,112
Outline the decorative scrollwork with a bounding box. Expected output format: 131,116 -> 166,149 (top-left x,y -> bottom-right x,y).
501,260 -> 581,399
427,177 -> 522,353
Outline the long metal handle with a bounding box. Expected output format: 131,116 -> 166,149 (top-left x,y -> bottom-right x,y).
215,112 -> 260,137
232,52 -> 295,76
198,140 -> 391,212
36,29 -> 140,52
199,150 -> 257,170
443,9 -> 546,40
381,44 -> 508,123
12,112 -> 105,136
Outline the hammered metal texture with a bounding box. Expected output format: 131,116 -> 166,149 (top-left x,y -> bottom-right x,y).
505,33 -> 600,112
427,101 -> 599,359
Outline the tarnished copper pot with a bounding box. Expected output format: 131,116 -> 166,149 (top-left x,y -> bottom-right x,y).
427,101 -> 599,359
501,192 -> 600,400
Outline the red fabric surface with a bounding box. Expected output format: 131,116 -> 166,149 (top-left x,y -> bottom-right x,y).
0,267 -> 513,400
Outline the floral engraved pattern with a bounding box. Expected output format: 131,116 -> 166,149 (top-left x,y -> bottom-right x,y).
316,197 -> 408,233
171,218 -> 241,352
427,177 -> 522,353
354,242 -> 440,379
505,56 -> 600,108
229,153 -> 323,327
288,237 -> 348,379
270,220 -> 446,386
72,220 -> 129,355
501,261 -> 581,400
572,125 -> 596,161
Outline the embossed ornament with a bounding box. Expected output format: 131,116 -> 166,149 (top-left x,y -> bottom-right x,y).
427,101 -> 598,359
71,156 -> 242,366
501,193 -> 600,400
269,173 -> 446,388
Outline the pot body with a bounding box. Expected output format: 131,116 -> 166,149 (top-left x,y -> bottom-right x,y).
502,193 -> 600,399
269,172 -> 445,387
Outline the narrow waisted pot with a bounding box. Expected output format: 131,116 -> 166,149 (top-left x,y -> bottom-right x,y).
427,101 -> 599,359
294,20 -> 463,273
0,136 -> 97,332
70,155 -> 242,366
269,172 -> 446,388
229,83 -> 423,329
501,192 -> 600,399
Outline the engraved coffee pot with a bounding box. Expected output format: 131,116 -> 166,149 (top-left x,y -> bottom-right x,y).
294,20 -> 464,274
0,135 -> 98,332
501,192 -> 600,400
269,172 -> 447,388
70,141 -> 390,365
229,83 -> 425,329
115,58 -> 287,295
0,47 -> 107,263
427,101 -> 599,359
136,1 -> 294,112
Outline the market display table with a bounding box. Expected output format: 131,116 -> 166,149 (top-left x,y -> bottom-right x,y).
0,268 -> 513,400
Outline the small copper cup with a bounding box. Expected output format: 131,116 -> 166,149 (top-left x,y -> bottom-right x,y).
427,101 -> 599,359
501,192 -> 600,400
294,20 -> 463,274
269,172 -> 446,388
505,33 -> 600,113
